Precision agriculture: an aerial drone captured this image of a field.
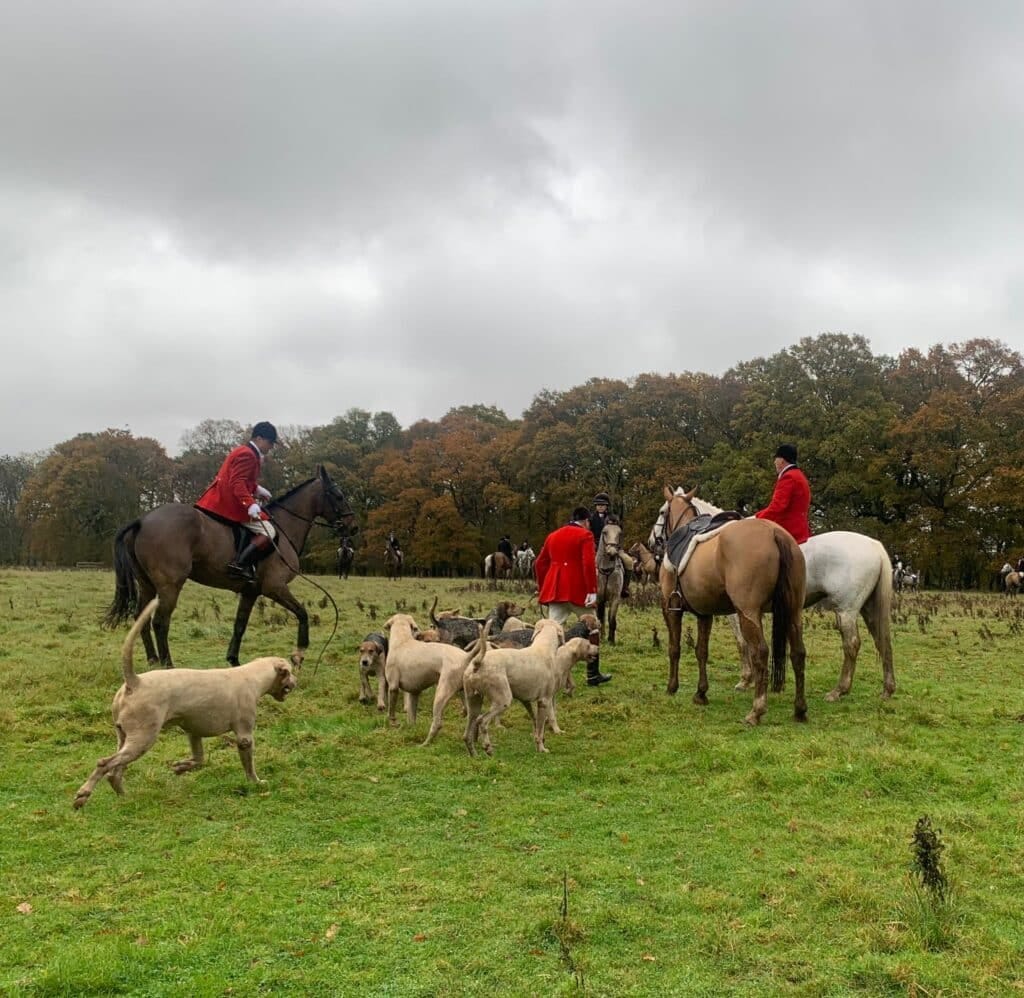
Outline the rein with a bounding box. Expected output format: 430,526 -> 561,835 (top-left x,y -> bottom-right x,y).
262,510 -> 342,676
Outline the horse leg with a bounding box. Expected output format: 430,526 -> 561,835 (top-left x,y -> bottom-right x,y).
608,594 -> 618,645
825,610 -> 861,702
694,615 -> 711,706
226,592 -> 257,667
737,612 -> 769,725
262,584 -> 309,668
152,588 -> 180,668
135,579 -> 160,665
729,613 -> 754,691
661,585 -> 682,696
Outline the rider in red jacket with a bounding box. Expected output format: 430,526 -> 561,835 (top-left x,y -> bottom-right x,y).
195,421 -> 278,580
754,443 -> 811,544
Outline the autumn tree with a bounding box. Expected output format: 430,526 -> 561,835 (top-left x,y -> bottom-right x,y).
18,430 -> 174,564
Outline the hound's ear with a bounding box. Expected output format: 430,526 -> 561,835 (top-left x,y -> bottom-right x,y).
663,485 -> 674,500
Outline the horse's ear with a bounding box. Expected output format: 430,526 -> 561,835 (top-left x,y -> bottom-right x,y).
663,485 -> 674,500
317,464 -> 328,481
682,487 -> 698,501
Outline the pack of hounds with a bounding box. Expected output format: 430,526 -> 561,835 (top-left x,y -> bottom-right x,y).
73,594 -> 602,809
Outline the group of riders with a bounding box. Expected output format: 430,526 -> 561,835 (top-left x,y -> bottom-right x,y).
196,424 -> 818,595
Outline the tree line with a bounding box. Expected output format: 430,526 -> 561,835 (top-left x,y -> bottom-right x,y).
3,334 -> 1023,589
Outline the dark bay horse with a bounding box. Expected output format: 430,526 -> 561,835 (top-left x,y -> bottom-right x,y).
336,539 -> 355,579
105,465 -> 356,668
596,521 -> 624,644
482,551 -> 512,581
656,486 -> 807,726
384,545 -> 404,580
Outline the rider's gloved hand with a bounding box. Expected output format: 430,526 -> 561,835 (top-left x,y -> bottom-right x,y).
247,503 -> 262,519
255,485 -> 272,500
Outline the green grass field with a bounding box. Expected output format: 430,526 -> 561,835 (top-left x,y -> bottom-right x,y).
1,569 -> 1023,996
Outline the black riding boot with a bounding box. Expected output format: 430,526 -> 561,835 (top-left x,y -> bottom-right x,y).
587,656 -> 612,686
228,538 -> 267,582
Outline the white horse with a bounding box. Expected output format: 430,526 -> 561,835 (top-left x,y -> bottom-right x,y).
513,546 -> 536,580
650,489 -> 896,701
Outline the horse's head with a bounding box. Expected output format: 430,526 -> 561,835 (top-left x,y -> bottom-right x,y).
650,485 -> 698,545
318,465 -> 359,536
600,522 -> 622,558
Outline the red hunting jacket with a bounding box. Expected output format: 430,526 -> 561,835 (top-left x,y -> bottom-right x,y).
534,523 -> 598,607
195,443 -> 268,525
755,465 -> 811,544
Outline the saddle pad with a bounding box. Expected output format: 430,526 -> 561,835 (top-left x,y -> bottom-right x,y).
661,521 -> 734,577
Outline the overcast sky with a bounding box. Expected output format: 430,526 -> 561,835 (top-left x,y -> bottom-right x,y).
3,1 -> 1022,456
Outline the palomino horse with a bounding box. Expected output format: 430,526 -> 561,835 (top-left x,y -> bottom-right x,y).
384,545 -> 404,580
596,521 -> 624,644
652,489 -> 896,701
336,539 -> 355,579
105,465 -> 356,668
627,541 -> 659,586
483,551 -> 513,581
655,486 -> 807,725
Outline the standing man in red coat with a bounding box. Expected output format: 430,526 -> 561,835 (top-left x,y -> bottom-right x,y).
754,443 -> 811,544
534,505 -> 611,685
195,421 -> 279,581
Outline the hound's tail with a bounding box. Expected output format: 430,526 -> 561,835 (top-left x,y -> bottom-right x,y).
430,595 -> 440,626
468,620 -> 493,672
122,598 -> 159,691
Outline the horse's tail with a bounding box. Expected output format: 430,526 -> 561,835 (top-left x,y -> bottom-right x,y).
770,533 -> 802,693
104,520 -> 143,628
122,598 -> 158,690
861,541 -> 895,677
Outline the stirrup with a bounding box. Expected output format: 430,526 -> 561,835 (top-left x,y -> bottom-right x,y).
227,561 -> 255,581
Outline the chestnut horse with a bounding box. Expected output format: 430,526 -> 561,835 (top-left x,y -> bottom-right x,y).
656,486 -> 807,725
105,465 -> 356,668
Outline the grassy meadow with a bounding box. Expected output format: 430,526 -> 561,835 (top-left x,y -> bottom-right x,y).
1,568 -> 1023,996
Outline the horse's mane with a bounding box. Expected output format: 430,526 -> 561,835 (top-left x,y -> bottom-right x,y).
670,486 -> 723,517
266,477 -> 317,508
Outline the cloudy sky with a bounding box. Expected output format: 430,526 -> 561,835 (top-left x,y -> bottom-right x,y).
3,1 -> 1022,456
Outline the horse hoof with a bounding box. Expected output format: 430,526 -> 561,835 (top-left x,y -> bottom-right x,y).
824,689 -> 843,702
742,713 -> 761,726
693,693 -> 708,706
881,688 -> 895,700
794,708 -> 808,722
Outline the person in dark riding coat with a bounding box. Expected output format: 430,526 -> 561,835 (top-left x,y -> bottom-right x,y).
497,535 -> 514,559
387,532 -> 402,556
588,492 -> 630,599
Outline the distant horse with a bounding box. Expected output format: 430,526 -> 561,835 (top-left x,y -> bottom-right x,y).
483,551 -> 513,581
652,489 -> 895,701
105,465 -> 356,668
513,546 -> 536,580
384,545 -> 404,581
654,486 -> 807,725
626,541 -> 659,587
336,539 -> 355,579
893,562 -> 921,593
1000,564 -> 1022,595
596,522 -> 624,644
